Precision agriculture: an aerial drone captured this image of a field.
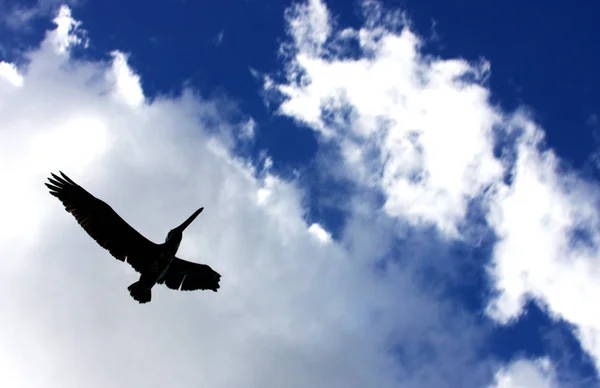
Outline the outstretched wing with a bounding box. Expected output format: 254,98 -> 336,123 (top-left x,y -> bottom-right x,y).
158,257 -> 221,292
45,171 -> 158,274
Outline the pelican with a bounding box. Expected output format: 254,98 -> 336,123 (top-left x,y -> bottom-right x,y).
45,171 -> 221,303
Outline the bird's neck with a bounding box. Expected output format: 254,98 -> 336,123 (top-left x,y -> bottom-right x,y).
163,237 -> 181,256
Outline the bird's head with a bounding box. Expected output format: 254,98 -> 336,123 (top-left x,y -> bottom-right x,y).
165,207 -> 204,248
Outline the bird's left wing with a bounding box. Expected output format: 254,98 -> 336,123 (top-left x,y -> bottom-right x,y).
45,171 -> 158,274
158,257 -> 221,292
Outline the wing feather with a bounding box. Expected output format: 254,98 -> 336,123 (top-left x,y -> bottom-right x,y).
158,257 -> 221,292
46,171 -> 157,274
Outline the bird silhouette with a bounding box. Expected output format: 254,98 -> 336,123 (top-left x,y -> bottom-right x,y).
46,171 -> 221,303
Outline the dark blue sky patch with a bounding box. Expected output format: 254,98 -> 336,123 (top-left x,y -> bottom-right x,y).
0,1 -> 55,63
295,146 -> 360,240
491,123 -> 524,187
487,300 -> 599,386
540,319 -> 600,387
568,223 -> 599,255
388,0 -> 600,170
451,197 -> 498,306
69,0 -> 289,97
63,0 -> 324,181
251,115 -> 319,172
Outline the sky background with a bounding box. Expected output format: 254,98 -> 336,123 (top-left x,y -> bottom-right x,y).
1,0 -> 599,387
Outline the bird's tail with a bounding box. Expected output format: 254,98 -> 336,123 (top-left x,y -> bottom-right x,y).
128,281 -> 152,304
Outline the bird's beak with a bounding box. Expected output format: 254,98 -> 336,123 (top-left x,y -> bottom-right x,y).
176,207 -> 203,232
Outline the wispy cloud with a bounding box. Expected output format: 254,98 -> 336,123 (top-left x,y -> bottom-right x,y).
0,0 -> 79,32
214,29 -> 225,47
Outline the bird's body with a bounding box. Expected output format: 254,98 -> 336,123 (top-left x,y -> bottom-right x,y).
153,251 -> 177,282
45,171 -> 221,303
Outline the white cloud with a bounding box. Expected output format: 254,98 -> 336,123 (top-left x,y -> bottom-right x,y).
485,113 -> 600,371
107,51 -> 145,107
308,223 -> 332,243
48,5 -> 88,54
267,0 -> 600,381
270,0 -> 503,237
0,4 -> 505,388
285,0 -> 332,56
489,358 -> 557,388
0,61 -> 24,87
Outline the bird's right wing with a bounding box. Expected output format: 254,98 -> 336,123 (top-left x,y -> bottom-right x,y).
158,257 -> 221,292
46,171 -> 158,274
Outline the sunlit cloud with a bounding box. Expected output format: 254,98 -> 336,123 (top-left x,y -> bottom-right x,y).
267,0 -> 600,382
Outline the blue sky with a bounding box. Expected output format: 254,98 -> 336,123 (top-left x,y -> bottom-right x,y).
1,0 -> 600,387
